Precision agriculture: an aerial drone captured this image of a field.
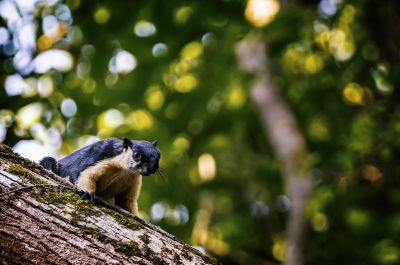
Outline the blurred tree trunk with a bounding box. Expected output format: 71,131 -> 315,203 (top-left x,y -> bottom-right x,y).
0,144 -> 215,265
236,38 -> 312,265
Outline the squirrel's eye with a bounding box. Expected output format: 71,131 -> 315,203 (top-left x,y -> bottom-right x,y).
133,152 -> 142,161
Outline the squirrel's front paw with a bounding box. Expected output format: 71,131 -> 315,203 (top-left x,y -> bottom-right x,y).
77,190 -> 100,203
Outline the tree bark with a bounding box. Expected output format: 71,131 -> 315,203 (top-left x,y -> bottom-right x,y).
236,38 -> 312,265
0,143 -> 216,265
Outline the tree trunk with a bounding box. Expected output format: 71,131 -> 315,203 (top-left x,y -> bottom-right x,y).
0,144 -> 216,265
236,38 -> 312,265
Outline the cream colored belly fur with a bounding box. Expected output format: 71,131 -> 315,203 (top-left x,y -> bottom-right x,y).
75,148 -> 142,215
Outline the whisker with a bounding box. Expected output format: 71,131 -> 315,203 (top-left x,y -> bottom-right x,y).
158,167 -> 166,174
159,167 -> 166,176
155,168 -> 166,182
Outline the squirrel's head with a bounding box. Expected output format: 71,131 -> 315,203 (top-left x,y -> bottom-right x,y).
123,137 -> 160,176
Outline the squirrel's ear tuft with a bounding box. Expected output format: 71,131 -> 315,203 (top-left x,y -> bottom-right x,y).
123,137 -> 133,150
151,140 -> 158,147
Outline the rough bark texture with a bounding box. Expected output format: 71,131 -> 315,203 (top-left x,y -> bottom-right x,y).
0,143 -> 216,265
236,38 -> 313,265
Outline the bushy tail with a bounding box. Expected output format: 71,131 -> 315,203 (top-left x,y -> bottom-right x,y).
39,157 -> 59,174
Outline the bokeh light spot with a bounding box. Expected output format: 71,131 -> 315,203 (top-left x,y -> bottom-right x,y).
226,83 -> 246,109
0,1 -> 20,25
33,49 -> 74,73
38,35 -> 53,50
172,136 -> 190,154
311,212 -> 329,232
245,0 -> 280,28
43,15 -> 58,37
94,7 -> 110,24
151,201 -> 168,222
134,20 -> 156,37
304,54 -> 324,74
177,205 -> 190,225
308,118 -> 330,141
16,103 -> 42,130
146,86 -> 165,111
181,42 -> 203,59
0,124 -> 6,142
0,109 -> 14,128
105,74 -> 118,88
97,108 -> 125,136
82,79 -> 96,94
13,140 -> 49,163
55,4 -> 72,23
0,27 -> 9,45
201,32 -> 215,46
362,164 -> 382,183
109,50 -> 137,74
343,82 -> 364,105
66,0 -> 81,11
61,98 -> 77,117
250,200 -> 269,218
37,76 -> 54,97
126,109 -> 154,131
374,240 -> 400,265
174,74 -> 198,93
345,209 -> 370,231
276,195 -> 291,212
13,50 -> 32,72
152,43 -> 168,58
372,66 -> 394,95
318,0 -> 338,16
198,153 -> 216,182
329,28 -> 355,61
174,6 -> 193,24
272,240 -> 286,262
5,74 -> 29,96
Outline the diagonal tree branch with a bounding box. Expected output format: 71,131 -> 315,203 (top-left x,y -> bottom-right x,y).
0,143 -> 216,265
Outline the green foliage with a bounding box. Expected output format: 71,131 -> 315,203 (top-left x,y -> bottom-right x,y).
1,0 -> 400,264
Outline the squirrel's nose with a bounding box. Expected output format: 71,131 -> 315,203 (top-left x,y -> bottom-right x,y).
147,157 -> 159,173
145,162 -> 158,174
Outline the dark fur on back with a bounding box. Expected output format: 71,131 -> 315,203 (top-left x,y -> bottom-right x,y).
58,138 -> 123,183
40,137 -> 160,183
